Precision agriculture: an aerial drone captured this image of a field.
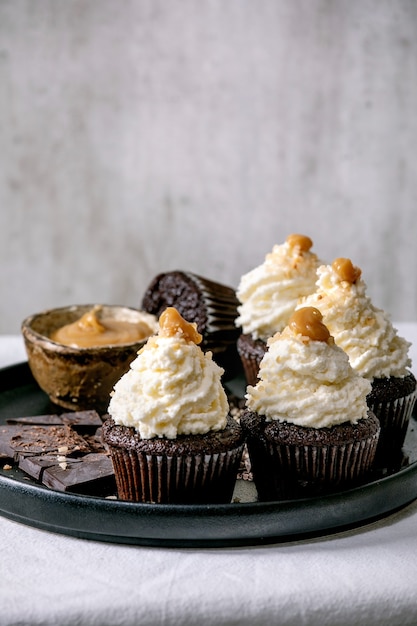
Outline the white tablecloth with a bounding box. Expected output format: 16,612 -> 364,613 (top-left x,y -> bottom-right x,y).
1,327 -> 417,626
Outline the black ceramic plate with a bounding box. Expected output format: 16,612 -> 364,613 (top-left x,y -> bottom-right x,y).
1,362 -> 417,548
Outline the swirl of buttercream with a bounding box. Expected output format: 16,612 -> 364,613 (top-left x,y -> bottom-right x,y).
246,325 -> 372,428
299,263 -> 411,378
108,333 -> 229,439
235,236 -> 321,340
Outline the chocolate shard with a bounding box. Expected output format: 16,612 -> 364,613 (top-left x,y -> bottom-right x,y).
83,428 -> 109,454
41,453 -> 116,496
0,425 -> 23,460
60,410 -> 103,432
7,410 -> 103,433
0,424 -> 92,462
2,410 -> 116,497
18,453 -> 82,481
6,414 -> 63,426
13,425 -> 90,456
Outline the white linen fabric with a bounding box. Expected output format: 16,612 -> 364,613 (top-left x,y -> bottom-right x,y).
0,330 -> 417,626
0,334 -> 27,368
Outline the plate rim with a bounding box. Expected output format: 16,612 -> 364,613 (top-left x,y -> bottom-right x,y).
0,361 -> 417,548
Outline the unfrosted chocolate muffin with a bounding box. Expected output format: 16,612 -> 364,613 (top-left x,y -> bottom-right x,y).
141,271 -> 240,378
241,409 -> 380,500
103,415 -> 245,504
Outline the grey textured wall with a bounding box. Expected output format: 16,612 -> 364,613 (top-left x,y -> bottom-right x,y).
1,0 -> 416,334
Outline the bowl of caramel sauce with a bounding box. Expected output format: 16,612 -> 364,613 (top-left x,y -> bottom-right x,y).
21,304 -> 159,413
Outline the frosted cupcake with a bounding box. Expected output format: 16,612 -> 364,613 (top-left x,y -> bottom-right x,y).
102,307 -> 245,503
299,258 -> 416,458
240,307 -> 380,500
235,234 -> 321,386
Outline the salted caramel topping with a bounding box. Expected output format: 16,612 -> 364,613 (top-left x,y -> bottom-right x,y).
286,233 -> 313,252
332,258 -> 362,284
51,306 -> 155,348
159,307 -> 202,344
289,307 -> 331,342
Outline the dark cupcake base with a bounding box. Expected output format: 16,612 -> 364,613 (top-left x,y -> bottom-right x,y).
240,410 -> 380,501
237,334 -> 267,387
367,372 -> 417,461
102,415 -> 245,504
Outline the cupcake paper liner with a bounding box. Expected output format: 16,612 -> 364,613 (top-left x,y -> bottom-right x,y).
368,387 -> 417,459
241,411 -> 380,501
109,445 -> 245,504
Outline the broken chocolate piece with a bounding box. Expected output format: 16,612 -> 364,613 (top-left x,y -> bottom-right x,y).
42,453 -> 115,496
0,409 -> 104,463
1,409 -> 116,497
7,410 -> 103,433
6,415 -> 62,426
60,410 -> 103,433
10,425 -> 90,459
18,454 -> 82,481
0,424 -> 85,461
0,425 -> 26,460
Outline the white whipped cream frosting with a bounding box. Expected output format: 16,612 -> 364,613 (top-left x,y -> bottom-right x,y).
108,335 -> 229,439
246,327 -> 372,428
299,264 -> 411,379
235,237 -> 321,340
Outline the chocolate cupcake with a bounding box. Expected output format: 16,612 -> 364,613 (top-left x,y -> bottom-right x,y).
241,307 -> 380,501
141,271 -> 240,379
235,234 -> 322,386
241,410 -> 380,500
103,307 -> 245,504
103,414 -> 244,504
299,258 -> 416,460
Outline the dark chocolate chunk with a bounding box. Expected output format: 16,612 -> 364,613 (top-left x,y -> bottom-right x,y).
0,425 -> 25,460
18,453 -> 82,481
6,414 -> 63,426
1,410 -> 116,497
42,453 -> 116,496
0,413 -> 101,463
0,424 -> 86,461
60,410 -> 103,433
11,425 -> 90,457
7,410 -> 103,433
